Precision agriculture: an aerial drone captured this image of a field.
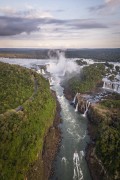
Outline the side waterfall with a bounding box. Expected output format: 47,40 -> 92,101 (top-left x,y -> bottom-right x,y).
102,80 -> 120,93
75,103 -> 79,112
83,101 -> 91,117
73,93 -> 78,104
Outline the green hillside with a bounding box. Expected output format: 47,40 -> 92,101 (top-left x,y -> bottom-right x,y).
63,63 -> 105,95
0,62 -> 56,179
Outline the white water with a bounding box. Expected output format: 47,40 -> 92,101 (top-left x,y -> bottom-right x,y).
46,52 -> 91,180
0,55 -> 91,180
73,93 -> 78,104
75,103 -> 79,112
102,77 -> 120,93
47,52 -> 78,76
83,101 -> 91,117
50,78 -> 91,180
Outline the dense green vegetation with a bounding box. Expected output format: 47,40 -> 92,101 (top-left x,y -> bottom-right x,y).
75,59 -> 87,66
90,94 -> 120,179
0,62 -> 33,113
0,49 -> 49,59
66,48 -> 120,62
0,62 -> 56,180
64,63 -> 105,94
96,100 -> 120,179
0,48 -> 120,62
96,123 -> 120,179
63,60 -> 120,179
101,99 -> 120,109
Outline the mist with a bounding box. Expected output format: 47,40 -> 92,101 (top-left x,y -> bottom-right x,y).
47,50 -> 79,78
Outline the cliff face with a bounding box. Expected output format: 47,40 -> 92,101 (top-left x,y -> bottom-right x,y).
64,88 -> 120,180
62,60 -> 120,180
87,100 -> 120,180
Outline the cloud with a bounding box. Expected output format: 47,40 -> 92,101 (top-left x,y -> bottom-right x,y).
112,32 -> 120,34
0,6 -> 53,18
0,16 -> 40,36
0,7 -> 108,36
65,19 -> 108,29
0,7 -> 16,15
89,0 -> 120,15
0,15 -> 108,36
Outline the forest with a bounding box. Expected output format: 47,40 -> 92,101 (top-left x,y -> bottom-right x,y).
62,63 -> 120,179
0,48 -> 120,62
0,62 -> 56,179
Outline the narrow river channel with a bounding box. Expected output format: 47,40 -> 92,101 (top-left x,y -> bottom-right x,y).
50,75 -> 91,180
0,57 -> 91,180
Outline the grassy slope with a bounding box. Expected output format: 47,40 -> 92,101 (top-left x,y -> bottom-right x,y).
0,62 -> 56,180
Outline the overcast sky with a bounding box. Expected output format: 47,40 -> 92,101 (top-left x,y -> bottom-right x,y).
0,0 -> 120,48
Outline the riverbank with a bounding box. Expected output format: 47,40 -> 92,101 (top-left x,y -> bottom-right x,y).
63,84 -> 120,180
86,121 -> 107,180
27,91 -> 61,180
62,87 -> 107,180
0,62 -> 61,179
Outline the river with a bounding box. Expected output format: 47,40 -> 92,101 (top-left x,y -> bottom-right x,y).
49,75 -> 91,180
0,57 -> 91,180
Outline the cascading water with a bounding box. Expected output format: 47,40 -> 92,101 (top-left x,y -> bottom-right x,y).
41,69 -> 45,74
102,78 -> 120,93
103,81 -> 106,88
83,101 -> 91,117
75,103 -> 79,112
73,93 -> 78,104
0,52 -> 91,180
47,51 -> 91,180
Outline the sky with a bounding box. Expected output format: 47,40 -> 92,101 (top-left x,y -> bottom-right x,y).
0,0 -> 120,48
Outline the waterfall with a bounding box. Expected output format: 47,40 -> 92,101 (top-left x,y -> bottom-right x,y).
73,93 -> 78,104
117,84 -> 119,91
103,80 -> 120,93
41,69 -> 45,74
37,69 -> 42,74
103,81 -> 106,88
75,103 -> 78,112
49,77 -> 51,85
83,101 -> 90,117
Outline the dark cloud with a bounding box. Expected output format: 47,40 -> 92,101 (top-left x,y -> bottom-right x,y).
0,16 -> 41,36
70,23 -> 107,29
0,16 -> 108,36
65,19 -> 108,29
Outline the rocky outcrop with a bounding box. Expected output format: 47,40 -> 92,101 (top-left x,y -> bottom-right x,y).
65,91 -> 115,180
73,93 -> 91,115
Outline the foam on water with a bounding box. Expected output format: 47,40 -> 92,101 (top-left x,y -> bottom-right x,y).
73,151 -> 83,180
0,53 -> 92,180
